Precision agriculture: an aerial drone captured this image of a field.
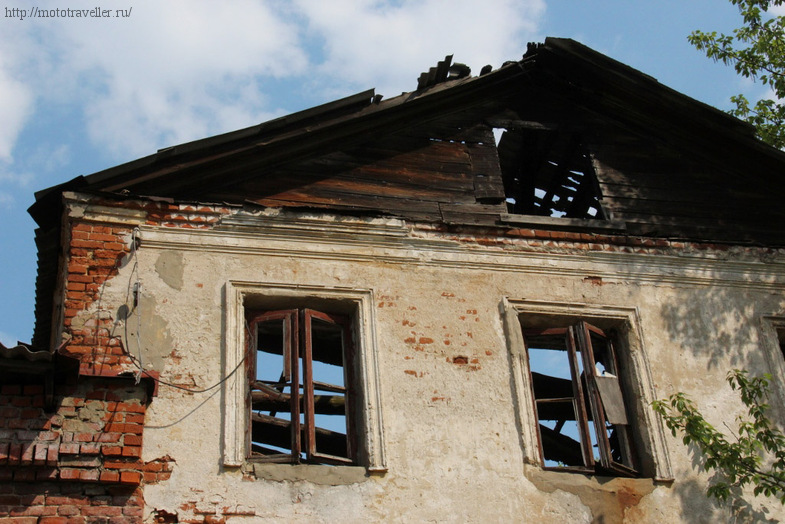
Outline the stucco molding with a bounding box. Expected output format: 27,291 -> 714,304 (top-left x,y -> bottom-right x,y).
138,224 -> 785,292
222,280 -> 387,471
502,298 -> 674,481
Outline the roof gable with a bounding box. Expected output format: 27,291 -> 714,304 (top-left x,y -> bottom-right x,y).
30,37 -> 785,245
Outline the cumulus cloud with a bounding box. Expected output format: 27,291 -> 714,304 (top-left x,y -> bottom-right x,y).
0,0 -> 544,163
768,4 -> 785,16
294,0 -> 546,98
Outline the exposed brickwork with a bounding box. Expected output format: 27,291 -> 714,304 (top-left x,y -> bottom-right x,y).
0,381 -> 149,485
11,198 -> 230,522
0,480 -> 142,523
62,222 -> 134,376
0,378 -> 165,522
177,500 -> 258,524
414,222 -> 785,260
61,200 -> 233,379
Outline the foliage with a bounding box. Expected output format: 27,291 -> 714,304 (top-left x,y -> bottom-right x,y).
688,0 -> 785,148
652,370 -> 785,504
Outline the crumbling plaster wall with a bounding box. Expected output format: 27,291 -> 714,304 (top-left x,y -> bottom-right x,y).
64,195 -> 785,523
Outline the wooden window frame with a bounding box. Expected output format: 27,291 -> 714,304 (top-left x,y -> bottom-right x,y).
246,308 -> 357,465
523,321 -> 637,477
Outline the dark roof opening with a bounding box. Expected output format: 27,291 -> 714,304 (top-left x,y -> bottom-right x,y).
497,127 -> 606,220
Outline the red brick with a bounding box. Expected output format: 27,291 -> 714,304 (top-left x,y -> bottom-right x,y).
122,446 -> 141,458
103,459 -> 142,470
88,233 -> 120,243
142,471 -> 158,484
60,442 -> 80,455
80,443 -> 101,455
119,472 -> 142,485
20,442 -> 34,465
74,433 -> 93,443
104,412 -> 124,423
79,469 -> 100,482
71,240 -> 102,249
57,505 -> 80,517
47,444 -> 59,465
125,414 -> 144,424
143,461 -> 162,472
45,495 -> 86,506
122,506 -> 143,517
99,471 -> 120,483
67,275 -> 93,284
1,385 -> 21,395
123,435 -> 142,446
95,433 -> 122,443
123,424 -> 143,435
116,402 -> 145,414
34,443 -> 48,465
102,446 -> 123,456
39,518 -> 68,524
59,469 -> 82,480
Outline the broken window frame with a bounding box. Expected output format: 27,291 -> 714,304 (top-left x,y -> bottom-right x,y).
246,307 -> 357,466
523,321 -> 637,477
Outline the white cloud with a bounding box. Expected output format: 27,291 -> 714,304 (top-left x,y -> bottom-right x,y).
294,0 -> 545,98
0,0 -> 544,164
0,22 -> 35,163
768,4 -> 785,16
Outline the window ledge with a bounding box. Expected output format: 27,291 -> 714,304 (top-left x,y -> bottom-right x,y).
524,464 -> 660,493
246,463 -> 375,485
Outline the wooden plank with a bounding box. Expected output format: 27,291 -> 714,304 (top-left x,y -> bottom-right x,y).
594,374 -> 628,425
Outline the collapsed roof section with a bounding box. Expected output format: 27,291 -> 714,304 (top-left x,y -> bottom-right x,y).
31,37 -> 785,245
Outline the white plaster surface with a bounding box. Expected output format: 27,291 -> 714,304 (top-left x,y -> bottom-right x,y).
75,205 -> 785,522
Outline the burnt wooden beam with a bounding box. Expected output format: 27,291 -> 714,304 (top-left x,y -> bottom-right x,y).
251,413 -> 348,459
251,390 -> 346,415
539,423 -> 585,467
96,61 -> 532,197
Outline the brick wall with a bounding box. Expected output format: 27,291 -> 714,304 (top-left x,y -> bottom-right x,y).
0,379 -> 170,522
63,222 -> 134,376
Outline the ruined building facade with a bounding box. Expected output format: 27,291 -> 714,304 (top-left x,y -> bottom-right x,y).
2,39 -> 785,522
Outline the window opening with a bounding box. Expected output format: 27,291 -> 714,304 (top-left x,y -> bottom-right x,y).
497,128 -> 606,219
777,326 -> 785,361
524,321 -> 636,476
247,308 -> 355,465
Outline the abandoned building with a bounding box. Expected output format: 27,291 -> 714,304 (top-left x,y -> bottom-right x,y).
2,37 -> 785,522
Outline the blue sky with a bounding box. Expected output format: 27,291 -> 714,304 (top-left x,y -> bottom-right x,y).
0,0 -> 776,347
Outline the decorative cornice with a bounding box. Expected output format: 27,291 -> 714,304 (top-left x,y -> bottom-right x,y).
135,216 -> 785,291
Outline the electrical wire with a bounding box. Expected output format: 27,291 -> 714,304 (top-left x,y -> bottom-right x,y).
115,227 -> 248,394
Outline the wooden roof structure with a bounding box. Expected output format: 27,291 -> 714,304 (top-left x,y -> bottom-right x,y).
27,37 -> 785,349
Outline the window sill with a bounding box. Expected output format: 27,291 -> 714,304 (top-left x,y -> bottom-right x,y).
524,464 -> 669,492
245,462 -> 380,485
